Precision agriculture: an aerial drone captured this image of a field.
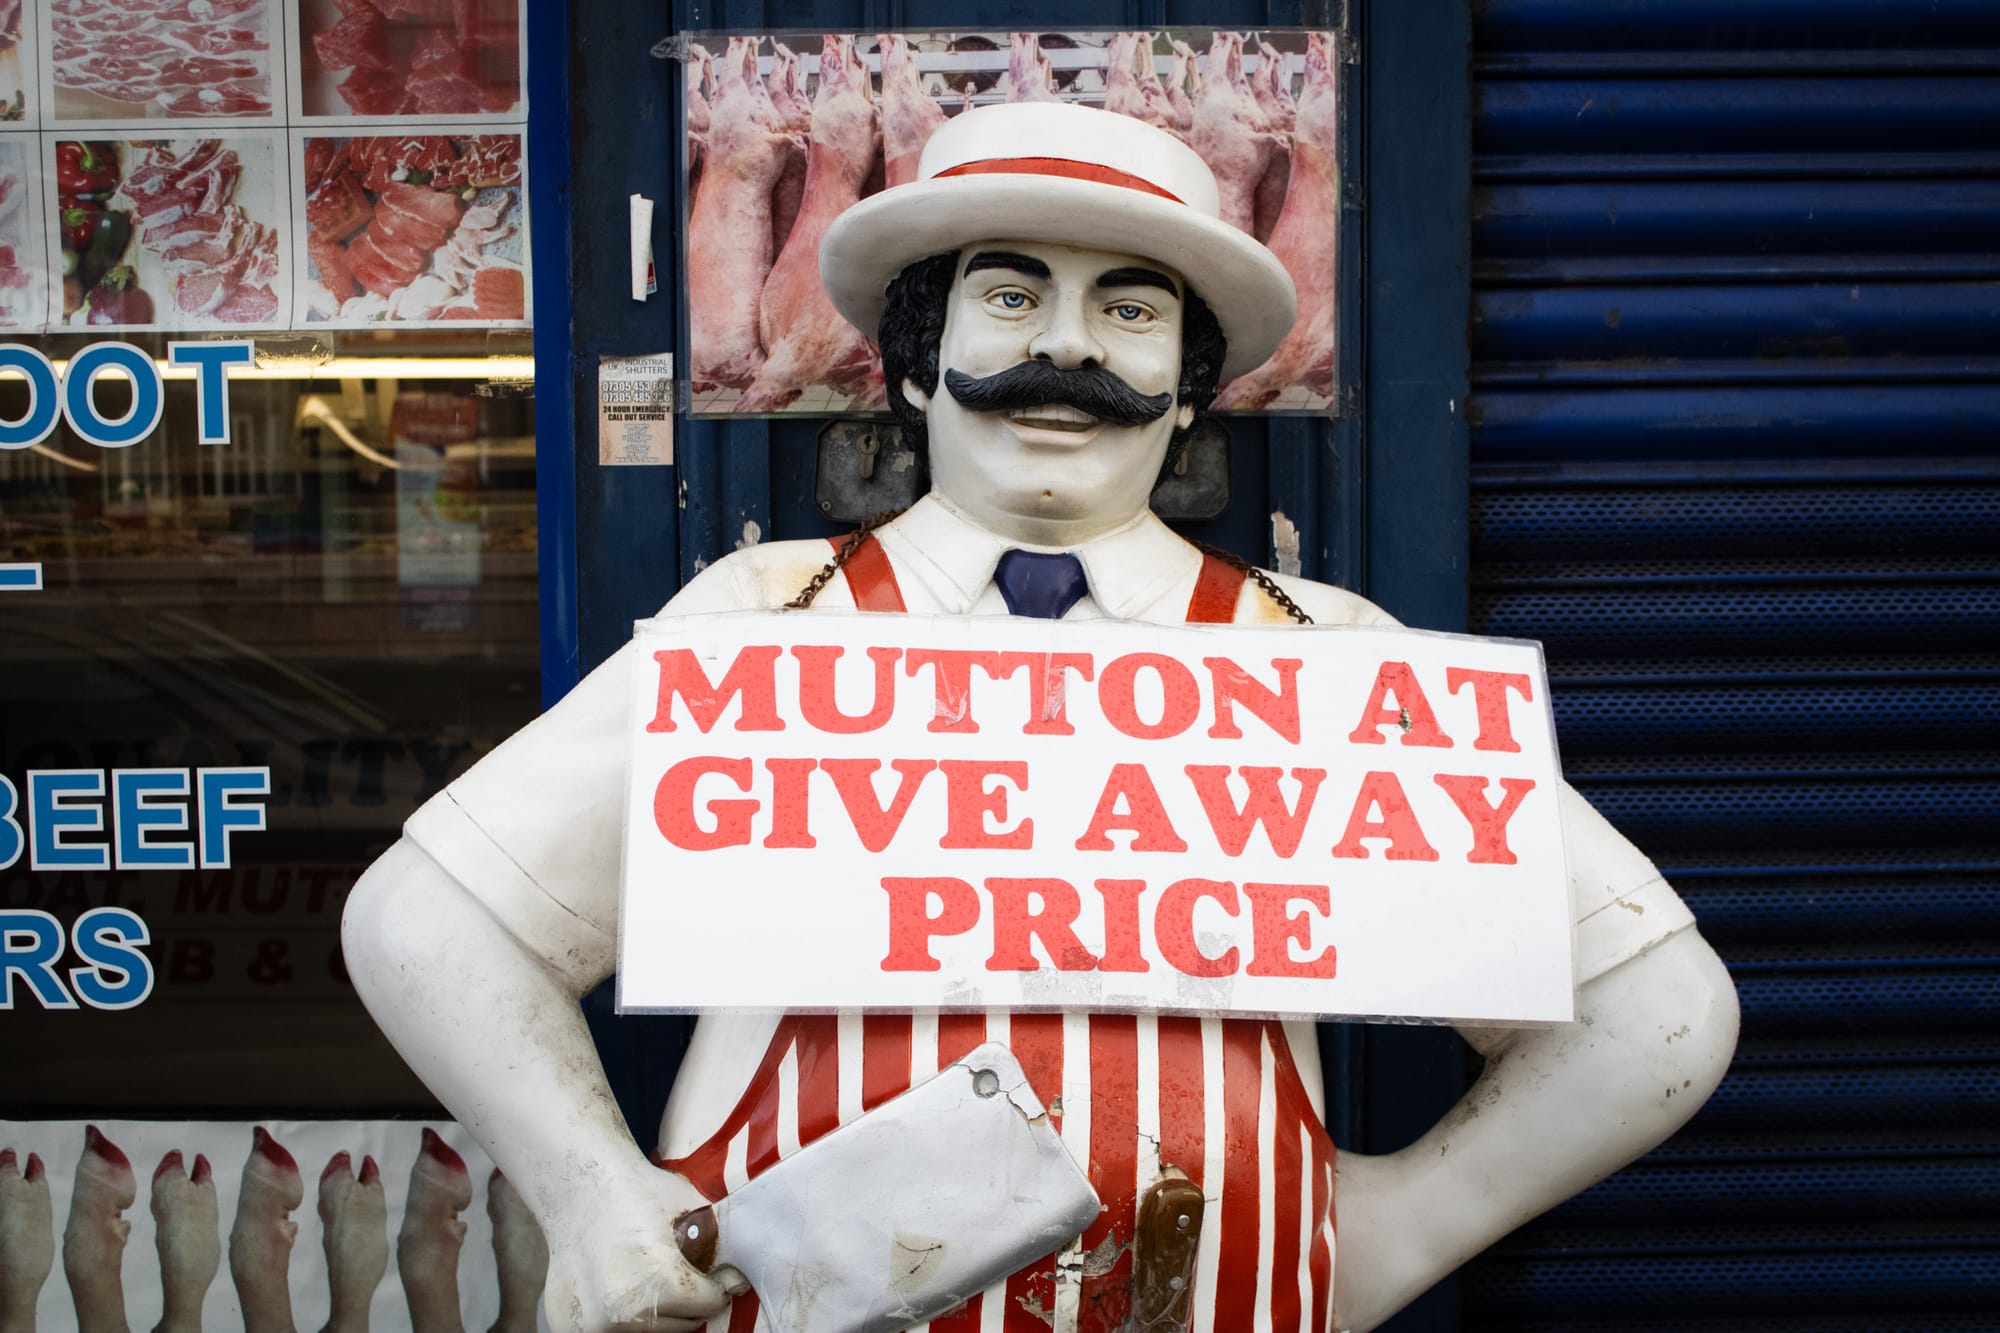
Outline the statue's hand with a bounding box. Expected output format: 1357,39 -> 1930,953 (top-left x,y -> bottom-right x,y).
540,1166 -> 735,1333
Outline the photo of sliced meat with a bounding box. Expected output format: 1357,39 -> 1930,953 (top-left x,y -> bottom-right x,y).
41,0 -> 278,122
298,0 -> 522,119
0,0 -> 27,124
0,139 -> 46,328
686,30 -> 1339,416
299,131 -> 528,326
51,131 -> 289,330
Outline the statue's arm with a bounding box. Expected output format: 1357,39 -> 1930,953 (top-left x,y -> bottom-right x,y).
342,838 -> 732,1332
1328,925 -> 1738,1332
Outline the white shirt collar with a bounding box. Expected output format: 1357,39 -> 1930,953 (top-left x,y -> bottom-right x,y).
875,492 -> 1204,620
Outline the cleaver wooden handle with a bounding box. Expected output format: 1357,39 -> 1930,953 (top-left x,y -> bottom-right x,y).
676,1204 -> 720,1273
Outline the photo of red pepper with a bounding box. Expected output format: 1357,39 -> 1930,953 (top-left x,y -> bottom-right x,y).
60,203 -> 100,255
56,141 -> 119,200
55,140 -> 137,317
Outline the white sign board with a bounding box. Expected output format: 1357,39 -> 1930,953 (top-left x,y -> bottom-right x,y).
619,613 -> 1573,1022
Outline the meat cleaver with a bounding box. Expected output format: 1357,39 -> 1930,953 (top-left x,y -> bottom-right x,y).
674,1041 -> 1100,1333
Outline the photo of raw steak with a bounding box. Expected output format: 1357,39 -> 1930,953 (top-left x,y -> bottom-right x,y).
300,133 -> 529,327
47,0 -> 276,120
300,0 -> 522,118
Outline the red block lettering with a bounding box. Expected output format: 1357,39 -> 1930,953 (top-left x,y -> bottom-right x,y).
1243,882 -> 1338,979
1346,661 -> 1452,748
1433,775 -> 1537,864
1329,771 -> 1440,861
793,646 -> 902,734
1156,877 -> 1239,977
1075,763 -> 1190,853
997,651 -> 1096,735
763,758 -> 817,849
822,759 -> 937,852
903,649 -> 1007,734
654,756 -> 757,851
646,646 -> 785,734
1446,668 -> 1535,754
1092,879 -> 1150,973
880,876 -> 981,971
1205,657 -> 1303,744
1100,653 -> 1202,740
985,877 -> 1100,972
1185,765 -> 1326,858
939,760 -> 1032,850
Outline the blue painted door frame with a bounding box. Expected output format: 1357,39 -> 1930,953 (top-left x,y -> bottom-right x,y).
529,2 -> 1470,1324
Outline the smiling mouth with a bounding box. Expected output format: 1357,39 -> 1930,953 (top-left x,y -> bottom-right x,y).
1006,405 -> 1100,434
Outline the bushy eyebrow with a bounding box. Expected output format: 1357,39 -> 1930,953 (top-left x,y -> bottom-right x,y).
963,251 -> 1052,280
1095,266 -> 1180,298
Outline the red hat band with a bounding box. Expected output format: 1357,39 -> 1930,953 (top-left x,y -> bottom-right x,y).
933,157 -> 1186,206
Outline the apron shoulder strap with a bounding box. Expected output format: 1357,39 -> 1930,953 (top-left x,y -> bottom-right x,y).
1185,551 -> 1247,623
827,532 -> 908,612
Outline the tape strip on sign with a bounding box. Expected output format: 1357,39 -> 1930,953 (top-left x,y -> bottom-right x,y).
619,612 -> 1574,1023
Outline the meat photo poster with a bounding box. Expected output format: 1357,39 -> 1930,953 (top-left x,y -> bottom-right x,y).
0,0 -> 36,126
38,0 -> 284,126
289,0 -> 526,122
682,29 -> 1342,418
42,131 -> 290,329
0,133 -> 49,327
0,1119 -> 546,1332
295,129 -> 528,326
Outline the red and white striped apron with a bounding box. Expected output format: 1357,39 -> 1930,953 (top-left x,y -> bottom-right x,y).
660,538 -> 1339,1332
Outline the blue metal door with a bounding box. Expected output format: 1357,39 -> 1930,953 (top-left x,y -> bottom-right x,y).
1460,2 -> 2000,1325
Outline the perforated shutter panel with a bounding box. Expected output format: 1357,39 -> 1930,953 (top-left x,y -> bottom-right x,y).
1460,2 -> 2000,1328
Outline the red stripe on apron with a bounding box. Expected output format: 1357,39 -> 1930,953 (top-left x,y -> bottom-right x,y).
938,1011 -> 988,1066
1310,1156 -> 1333,1333
744,1074 -> 780,1178
1003,1013 -> 1068,1329
926,1011 -> 991,1332
1155,1016 -> 1206,1185
1078,1015 -> 1140,1327
861,1013 -> 914,1111
1268,1026 -> 1305,1330
1215,1022 -> 1265,1321
657,1017 -> 800,1201
794,1014 -> 841,1145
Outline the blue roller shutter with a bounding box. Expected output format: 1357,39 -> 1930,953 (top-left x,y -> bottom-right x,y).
1460,1 -> 2000,1327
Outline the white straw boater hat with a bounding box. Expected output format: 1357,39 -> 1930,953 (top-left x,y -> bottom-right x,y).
821,102 -> 1298,380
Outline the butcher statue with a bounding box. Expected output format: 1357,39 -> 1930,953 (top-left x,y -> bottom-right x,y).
342,102 -> 1738,1332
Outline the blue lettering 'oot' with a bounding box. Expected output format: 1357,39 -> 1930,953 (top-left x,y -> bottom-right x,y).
0,911 -> 75,1010
69,907 -> 154,1010
64,341 -> 164,448
199,768 -> 270,869
168,341 -> 253,444
0,345 -> 61,450
113,769 -> 195,870
29,770 -> 108,871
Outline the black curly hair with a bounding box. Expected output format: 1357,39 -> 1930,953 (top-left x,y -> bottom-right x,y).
877,251 -> 1227,485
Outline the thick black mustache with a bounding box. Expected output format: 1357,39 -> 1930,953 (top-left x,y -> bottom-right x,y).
943,362 -> 1174,427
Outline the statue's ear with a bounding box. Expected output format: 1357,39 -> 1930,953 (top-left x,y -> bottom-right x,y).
1175,401 -> 1195,430
901,377 -> 932,414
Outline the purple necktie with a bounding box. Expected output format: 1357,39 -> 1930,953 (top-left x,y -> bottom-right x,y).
994,549 -> 1088,620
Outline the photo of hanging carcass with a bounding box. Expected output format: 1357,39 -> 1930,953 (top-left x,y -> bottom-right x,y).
680,29 -> 1341,417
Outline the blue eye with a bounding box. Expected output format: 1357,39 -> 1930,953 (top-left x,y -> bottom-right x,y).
1112,303 -> 1148,321
998,291 -> 1028,309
